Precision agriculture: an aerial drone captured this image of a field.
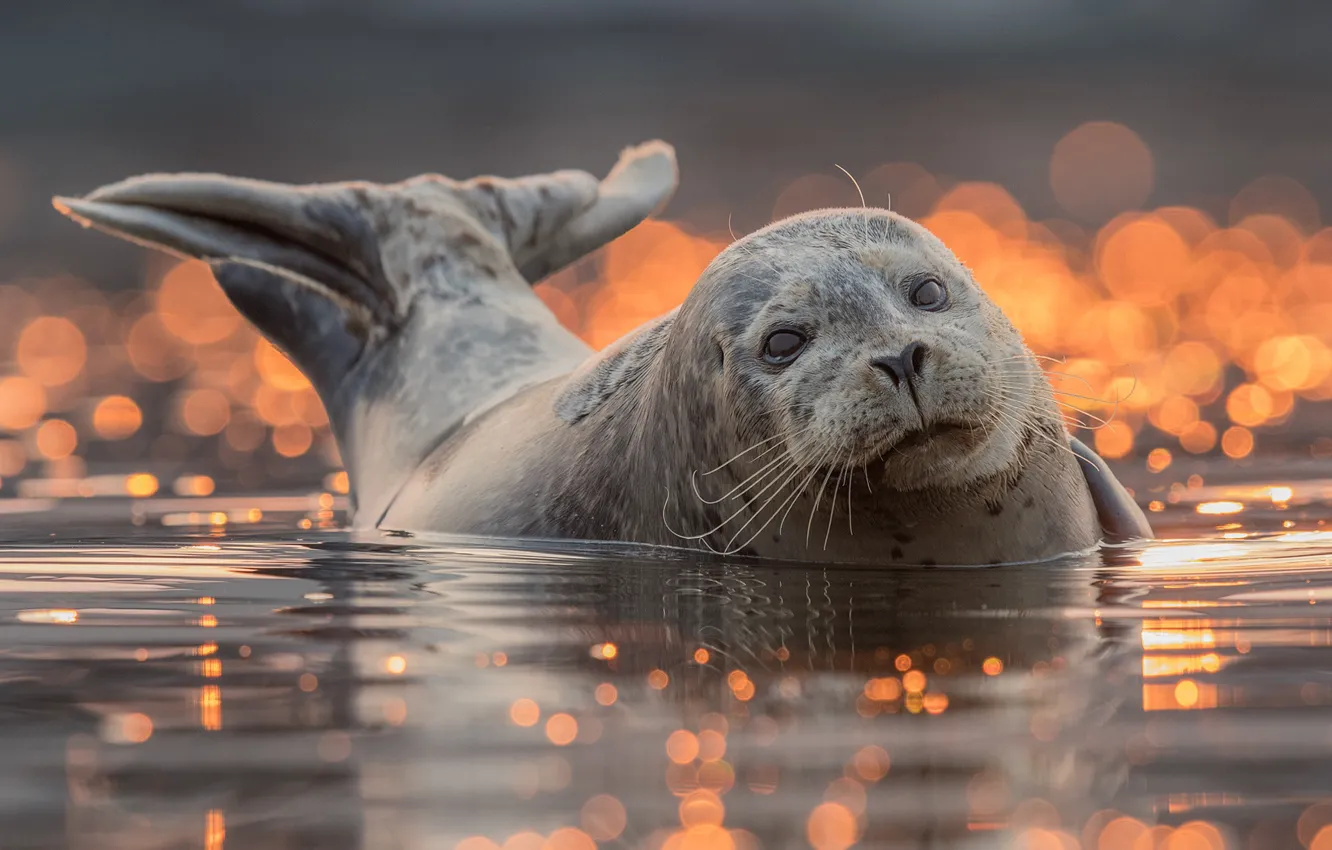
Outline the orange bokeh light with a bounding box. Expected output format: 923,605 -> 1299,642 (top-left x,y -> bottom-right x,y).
1221,426 -> 1254,459
92,395 -> 142,439
0,376 -> 47,431
253,338 -> 312,392
594,683 -> 618,706
667,730 -> 700,764
35,419 -> 77,460
806,802 -> 859,850
272,422 -> 313,458
17,316 -> 86,386
545,712 -> 578,746
508,698 -> 540,727
156,260 -> 243,344
179,388 -> 231,436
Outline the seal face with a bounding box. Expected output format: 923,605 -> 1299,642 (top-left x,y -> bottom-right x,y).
53,144 -> 1150,565
699,209 -> 1041,495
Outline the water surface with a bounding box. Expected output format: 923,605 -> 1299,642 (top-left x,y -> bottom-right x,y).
3,480 -> 1332,850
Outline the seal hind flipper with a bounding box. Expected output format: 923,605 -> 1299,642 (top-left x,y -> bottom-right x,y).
1069,436 -> 1154,541
54,142 -> 678,525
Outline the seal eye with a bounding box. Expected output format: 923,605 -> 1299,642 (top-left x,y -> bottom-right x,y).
763,330 -> 807,365
910,278 -> 947,311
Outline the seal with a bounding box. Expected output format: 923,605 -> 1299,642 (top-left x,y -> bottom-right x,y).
53,141 -> 1151,564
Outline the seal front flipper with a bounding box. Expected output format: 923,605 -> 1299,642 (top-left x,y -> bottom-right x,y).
53,142 -> 678,526
1069,436 -> 1154,542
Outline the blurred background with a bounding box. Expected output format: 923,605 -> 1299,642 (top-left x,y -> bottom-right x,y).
2,0 -> 1331,525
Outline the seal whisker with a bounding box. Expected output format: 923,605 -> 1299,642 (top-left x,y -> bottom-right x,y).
777,442 -> 835,536
1050,404 -> 1116,429
847,454 -> 855,537
776,452 -> 830,538
698,431 -> 790,477
806,449 -> 842,548
664,453 -> 800,543
824,459 -> 848,551
734,450 -> 832,555
989,379 -> 1120,431
991,386 -> 1112,432
727,213 -> 784,278
691,446 -> 792,505
718,455 -> 815,554
833,163 -> 871,247
991,363 -> 1127,429
979,391 -> 1084,463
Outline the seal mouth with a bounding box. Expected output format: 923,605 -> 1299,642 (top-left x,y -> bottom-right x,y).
888,420 -> 980,453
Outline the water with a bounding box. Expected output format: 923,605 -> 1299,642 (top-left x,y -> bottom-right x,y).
2,479 -> 1332,850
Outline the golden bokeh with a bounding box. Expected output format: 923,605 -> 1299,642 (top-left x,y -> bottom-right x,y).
0,376 -> 47,431
679,789 -> 725,827
1221,426 -> 1254,459
666,730 -> 700,764
156,260 -> 244,345
545,713 -> 578,746
126,312 -> 192,382
35,419 -> 77,460
805,802 -> 858,850
112,712 -> 154,744
125,473 -> 159,497
17,316 -> 86,387
540,828 -> 596,850
178,388 -> 231,436
272,422 -> 313,458
697,730 -> 726,763
850,745 -> 890,783
253,338 -> 312,392
92,395 -> 142,440
509,698 -> 540,728
502,832 -> 544,850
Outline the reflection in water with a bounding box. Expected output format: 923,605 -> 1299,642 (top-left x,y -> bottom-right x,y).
0,520 -> 1331,848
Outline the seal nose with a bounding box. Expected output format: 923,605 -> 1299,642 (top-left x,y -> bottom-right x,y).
872,342 -> 928,388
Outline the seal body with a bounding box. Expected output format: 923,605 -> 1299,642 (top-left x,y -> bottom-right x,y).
55,143 -> 1150,565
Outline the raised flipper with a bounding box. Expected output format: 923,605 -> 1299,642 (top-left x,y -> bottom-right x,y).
53,142 -> 678,526
1069,436 -> 1154,542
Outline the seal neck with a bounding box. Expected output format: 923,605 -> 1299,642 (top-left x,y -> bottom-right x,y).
606,339 -> 737,544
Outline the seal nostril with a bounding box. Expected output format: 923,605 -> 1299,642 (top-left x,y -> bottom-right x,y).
871,355 -> 906,387
904,341 -> 927,380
